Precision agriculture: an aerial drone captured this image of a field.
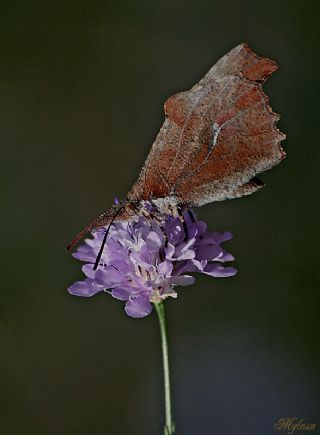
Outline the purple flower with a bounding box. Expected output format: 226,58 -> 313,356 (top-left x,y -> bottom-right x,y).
68,210 -> 237,318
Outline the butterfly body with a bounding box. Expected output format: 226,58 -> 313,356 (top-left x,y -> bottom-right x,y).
68,43 -> 285,251
96,196 -> 182,227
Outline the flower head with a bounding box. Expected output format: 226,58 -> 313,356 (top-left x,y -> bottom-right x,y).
68,210 -> 237,318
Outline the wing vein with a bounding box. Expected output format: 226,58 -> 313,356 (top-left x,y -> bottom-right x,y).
172,87 -> 264,190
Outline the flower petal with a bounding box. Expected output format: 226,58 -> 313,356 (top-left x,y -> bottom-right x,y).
209,231 -> 233,244
68,278 -> 104,297
158,260 -> 173,277
168,275 -> 195,286
73,246 -> 96,262
174,240 -> 196,260
203,263 -> 238,277
195,244 -> 222,261
218,250 -> 235,262
125,295 -> 153,318
112,285 -> 133,301
82,263 -> 96,279
95,266 -> 125,287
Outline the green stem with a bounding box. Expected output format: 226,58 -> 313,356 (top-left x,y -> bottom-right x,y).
154,302 -> 175,435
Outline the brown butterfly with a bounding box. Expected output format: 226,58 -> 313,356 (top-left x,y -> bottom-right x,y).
68,43 -> 286,268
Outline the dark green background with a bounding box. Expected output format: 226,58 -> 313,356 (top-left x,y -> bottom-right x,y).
1,1 -> 319,434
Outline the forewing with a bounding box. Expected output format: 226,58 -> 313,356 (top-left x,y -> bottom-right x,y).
128,43 -> 285,205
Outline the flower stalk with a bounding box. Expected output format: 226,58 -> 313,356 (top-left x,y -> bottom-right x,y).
154,301 -> 175,435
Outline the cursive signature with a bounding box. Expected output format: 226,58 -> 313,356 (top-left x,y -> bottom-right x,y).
274,418 -> 316,434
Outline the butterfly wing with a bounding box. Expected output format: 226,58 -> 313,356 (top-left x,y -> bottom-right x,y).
128,43 -> 285,206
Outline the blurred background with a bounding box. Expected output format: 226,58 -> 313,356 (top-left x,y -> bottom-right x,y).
1,1 -> 319,434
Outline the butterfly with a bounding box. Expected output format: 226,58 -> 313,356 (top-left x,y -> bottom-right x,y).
67,43 -> 286,269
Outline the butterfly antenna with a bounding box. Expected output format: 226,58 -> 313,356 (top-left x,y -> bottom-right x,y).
66,223 -> 94,251
66,210 -> 113,251
93,226 -> 110,270
93,205 -> 126,270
